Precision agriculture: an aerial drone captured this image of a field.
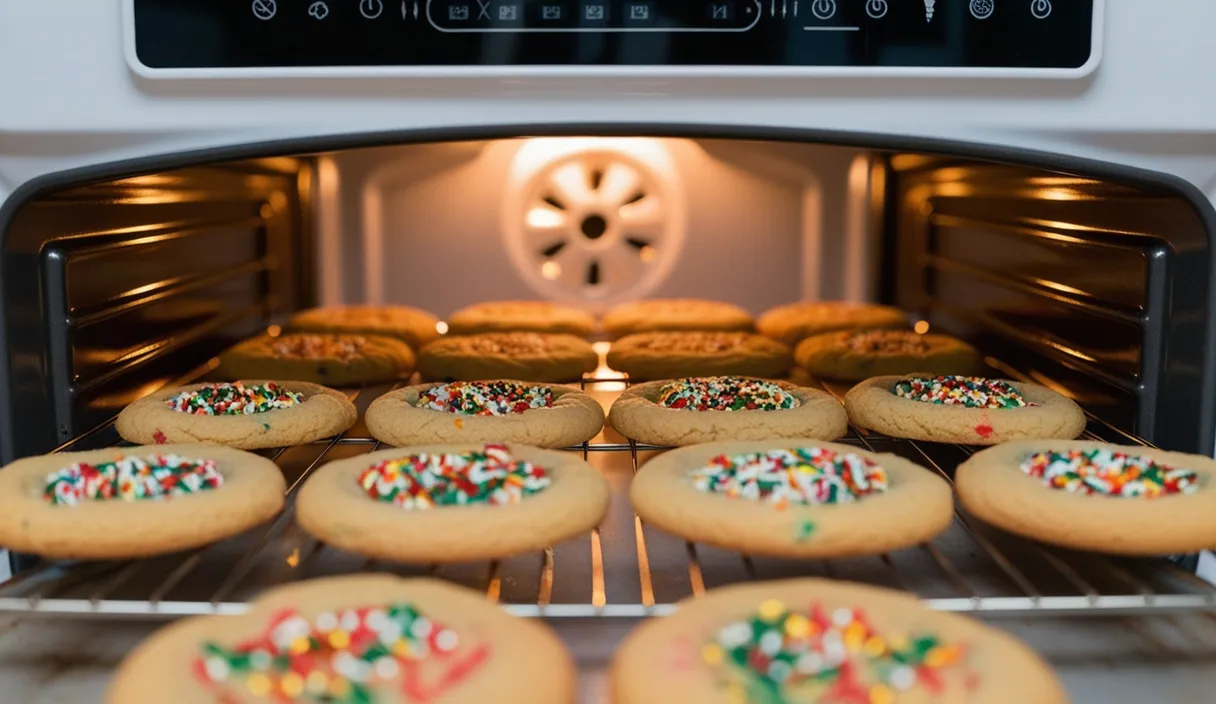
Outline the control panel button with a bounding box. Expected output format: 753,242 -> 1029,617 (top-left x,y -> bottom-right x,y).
866,0 -> 888,19
970,0 -> 994,19
360,0 -> 385,19
584,3 -> 608,22
1030,0 -> 1052,19
810,0 -> 836,20
251,0 -> 277,20
308,1 -> 330,20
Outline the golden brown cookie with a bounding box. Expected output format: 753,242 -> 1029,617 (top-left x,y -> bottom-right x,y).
844,375 -> 1087,445
446,300 -> 596,337
287,304 -> 441,350
607,331 -> 792,382
296,443 -> 610,563
608,377 -> 848,447
366,381 -> 605,449
0,444 -> 285,560
795,329 -> 984,382
417,333 -> 598,383
957,440 -> 1216,555
631,441 -> 953,558
757,301 -> 909,346
601,298 -> 754,338
107,575 -> 575,704
116,380 -> 358,450
611,578 -> 1067,704
217,333 -> 416,386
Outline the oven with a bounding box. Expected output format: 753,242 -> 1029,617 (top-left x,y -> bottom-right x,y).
1,0 -> 1216,701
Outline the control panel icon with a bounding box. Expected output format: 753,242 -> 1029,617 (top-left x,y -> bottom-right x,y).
251,0 -> 277,20
449,4 -> 469,19
811,0 -> 836,21
865,0 -> 888,19
629,4 -> 650,20
969,0 -> 994,20
307,1 -> 329,20
585,4 -> 605,20
360,0 -> 384,19
1030,0 -> 1052,19
541,5 -> 562,19
710,4 -> 728,20
498,4 -> 518,20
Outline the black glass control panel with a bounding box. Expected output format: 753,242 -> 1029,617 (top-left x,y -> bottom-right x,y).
133,0 -> 1095,69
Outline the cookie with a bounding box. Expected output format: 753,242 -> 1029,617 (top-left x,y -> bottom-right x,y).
845,375 -> 1087,445
608,377 -> 848,447
366,381 -> 605,449
0,444 -> 285,559
795,329 -> 984,382
607,332 -> 792,382
446,300 -> 596,337
631,440 -> 953,558
611,578 -> 1067,704
107,575 -> 575,704
297,443 -> 610,563
116,380 -> 358,450
217,333 -> 416,386
417,332 -> 598,383
757,301 -> 909,346
287,304 -> 441,350
957,440 -> 1216,555
601,298 -> 754,338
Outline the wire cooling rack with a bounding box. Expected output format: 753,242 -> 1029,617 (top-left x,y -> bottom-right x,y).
0,371 -> 1212,622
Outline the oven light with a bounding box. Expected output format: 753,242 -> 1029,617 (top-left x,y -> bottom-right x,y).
541,261 -> 562,280
267,324 -> 283,337
527,206 -> 565,228
436,321 -> 449,335
914,320 -> 930,334
639,245 -> 657,263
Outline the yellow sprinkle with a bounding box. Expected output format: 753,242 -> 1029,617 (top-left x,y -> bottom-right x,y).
863,636 -> 887,657
888,635 -> 909,652
701,643 -> 724,666
246,673 -> 272,697
925,645 -> 962,668
280,673 -> 305,697
869,684 -> 896,704
329,631 -> 351,649
844,622 -> 867,652
758,599 -> 786,622
784,614 -> 811,638
289,637 -> 312,655
394,638 -> 413,657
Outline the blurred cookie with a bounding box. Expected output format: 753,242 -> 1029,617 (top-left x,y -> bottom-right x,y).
757,301 -> 908,346
218,333 -> 415,386
418,332 -> 598,382
795,329 -> 983,382
447,301 -> 595,337
288,304 -> 440,349
602,298 -> 753,338
607,331 -> 791,382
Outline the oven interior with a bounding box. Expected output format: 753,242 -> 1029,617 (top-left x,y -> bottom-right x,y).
0,135 -> 1214,698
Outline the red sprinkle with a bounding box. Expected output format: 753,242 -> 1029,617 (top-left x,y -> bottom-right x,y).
974,424 -> 994,439
152,430 -> 167,444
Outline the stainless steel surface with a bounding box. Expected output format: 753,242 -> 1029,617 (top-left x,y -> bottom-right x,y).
0,374 -> 1212,622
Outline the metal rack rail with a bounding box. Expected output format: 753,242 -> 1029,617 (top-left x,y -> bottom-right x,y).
0,374 -> 1212,622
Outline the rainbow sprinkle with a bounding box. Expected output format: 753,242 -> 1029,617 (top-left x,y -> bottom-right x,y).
415,381 -> 554,416
165,382 -> 304,415
893,376 -> 1033,409
1022,449 -> 1200,498
658,377 -> 799,412
358,444 -> 550,509
691,448 -> 888,508
44,454 -> 222,506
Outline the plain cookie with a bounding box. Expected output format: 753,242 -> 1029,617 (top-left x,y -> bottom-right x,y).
446,301 -> 596,337
602,298 -> 754,338
611,578 -> 1067,704
418,333 -> 598,382
296,443 -> 610,563
287,304 -> 441,350
845,374 -> 1086,445
116,380 -> 358,450
0,444 -> 284,559
608,377 -> 848,447
607,331 -> 792,382
107,575 -> 575,704
631,440 -> 953,558
757,301 -> 909,347
217,333 -> 416,386
795,329 -> 983,382
366,381 -> 605,449
957,440 -> 1216,555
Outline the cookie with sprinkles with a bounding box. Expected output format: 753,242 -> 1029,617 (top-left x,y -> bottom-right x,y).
757,301 -> 909,347
417,332 -> 599,383
611,578 -> 1067,704
366,380 -> 605,449
844,374 -> 1086,445
609,377 -> 847,447
957,440 -> 1216,555
218,332 -> 417,386
116,379 -> 357,450
0,444 -> 284,559
631,440 -> 952,558
296,443 -> 609,563
607,331 -> 792,382
602,298 -> 755,339
287,304 -> 442,350
794,329 -> 983,382
107,575 -> 575,704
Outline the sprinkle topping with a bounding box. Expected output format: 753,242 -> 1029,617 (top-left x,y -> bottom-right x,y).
1022,449 -> 1200,498
658,377 -> 799,412
196,603 -> 490,704
632,331 -> 749,353
415,381 -> 554,416
893,376 -> 1034,409
358,444 -> 550,510
165,382 -> 304,415
691,448 -> 889,508
270,334 -> 367,362
44,453 -> 222,506
703,600 -> 969,703
461,333 -> 550,355
844,330 -> 930,355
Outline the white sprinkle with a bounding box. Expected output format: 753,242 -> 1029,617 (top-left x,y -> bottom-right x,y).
374,657 -> 400,678
831,607 -> 853,627
796,652 -> 823,674
758,629 -> 784,656
204,657 -> 230,682
889,665 -> 917,690
434,628 -> 459,652
717,621 -> 752,649
315,612 -> 338,632
410,616 -> 434,639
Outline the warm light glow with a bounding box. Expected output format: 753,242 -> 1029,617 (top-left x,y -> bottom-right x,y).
590,341 -> 627,389
914,320 -> 930,334
639,246 -> 658,263
286,548 -> 300,568
527,206 -> 565,228
267,325 -> 283,337
541,261 -> 562,280
435,321 -> 449,335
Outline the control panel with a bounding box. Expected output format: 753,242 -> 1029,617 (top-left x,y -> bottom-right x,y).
131,0 -> 1096,71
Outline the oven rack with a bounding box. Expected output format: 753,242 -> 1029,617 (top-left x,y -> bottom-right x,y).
0,375 -> 1212,622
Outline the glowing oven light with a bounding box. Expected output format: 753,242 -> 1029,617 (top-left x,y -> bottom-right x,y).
541,261 -> 562,280
914,320 -> 931,334
436,321 -> 449,335
639,246 -> 657,263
